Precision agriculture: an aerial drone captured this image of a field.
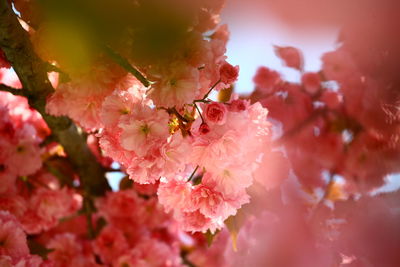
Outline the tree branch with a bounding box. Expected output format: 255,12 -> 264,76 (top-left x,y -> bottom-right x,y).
0,0 -> 110,195
0,83 -> 26,96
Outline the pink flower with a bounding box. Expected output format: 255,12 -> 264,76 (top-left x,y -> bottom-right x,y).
0,211 -> 29,261
133,182 -> 159,196
93,226 -> 129,265
228,98 -> 249,112
191,130 -> 242,172
98,130 -> 135,167
101,81 -> 148,128
191,101 -> 270,179
160,133 -> 192,176
47,233 -> 96,266
149,64 -> 201,107
274,45 -> 303,70
119,103 -> 169,157
2,137 -> 42,176
96,190 -> 146,229
253,66 -> 281,93
204,102 -> 228,125
301,72 -> 321,94
254,151 -> 290,190
260,83 -> 313,130
0,195 -> 27,219
199,122 -> 211,135
46,84 -> 107,131
125,137 -> 189,185
16,179 -> 81,234
0,171 -> 16,195
321,90 -> 343,109
191,184 -> 225,218
46,63 -> 128,130
115,238 -> 183,267
158,177 -> 193,213
322,49 -> 360,82
219,62 -> 239,88
12,255 -> 43,267
178,210 -> 218,233
202,170 -> 252,198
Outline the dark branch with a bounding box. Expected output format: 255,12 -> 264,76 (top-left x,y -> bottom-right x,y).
0,83 -> 26,96
0,0 -> 110,195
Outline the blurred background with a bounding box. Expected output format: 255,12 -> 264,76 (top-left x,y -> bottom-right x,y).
221,0 -> 338,92
221,0 -> 400,192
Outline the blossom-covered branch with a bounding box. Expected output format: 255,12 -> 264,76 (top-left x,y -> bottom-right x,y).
0,0 -> 110,196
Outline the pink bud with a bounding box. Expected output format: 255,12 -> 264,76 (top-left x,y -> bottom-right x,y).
253,66 -> 281,93
274,45 -> 303,70
301,72 -> 321,94
219,62 -> 239,85
321,90 -> 342,109
199,123 -> 211,135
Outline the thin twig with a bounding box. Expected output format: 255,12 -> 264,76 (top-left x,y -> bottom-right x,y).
202,79 -> 221,100
187,165 -> 199,182
169,107 -> 189,123
102,45 -> 150,87
194,103 -> 205,122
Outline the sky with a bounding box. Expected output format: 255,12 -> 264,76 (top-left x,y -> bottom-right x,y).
221,0 -> 338,93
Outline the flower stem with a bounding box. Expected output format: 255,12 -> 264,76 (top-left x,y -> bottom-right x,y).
187,165 -> 199,182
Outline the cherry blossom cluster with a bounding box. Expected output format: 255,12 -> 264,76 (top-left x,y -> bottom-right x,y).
0,91 -> 81,266
1,0 -> 400,266
97,73 -> 270,232
0,91 -> 187,265
33,0 -> 271,233
252,42 -> 400,191
40,0 -> 232,131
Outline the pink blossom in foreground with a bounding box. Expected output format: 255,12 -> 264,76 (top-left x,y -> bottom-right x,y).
203,102 -> 228,125
93,226 -> 130,265
0,212 -> 29,261
158,176 -> 194,213
46,233 -> 97,267
149,64 -> 201,108
119,102 -> 169,157
114,238 -> 183,267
